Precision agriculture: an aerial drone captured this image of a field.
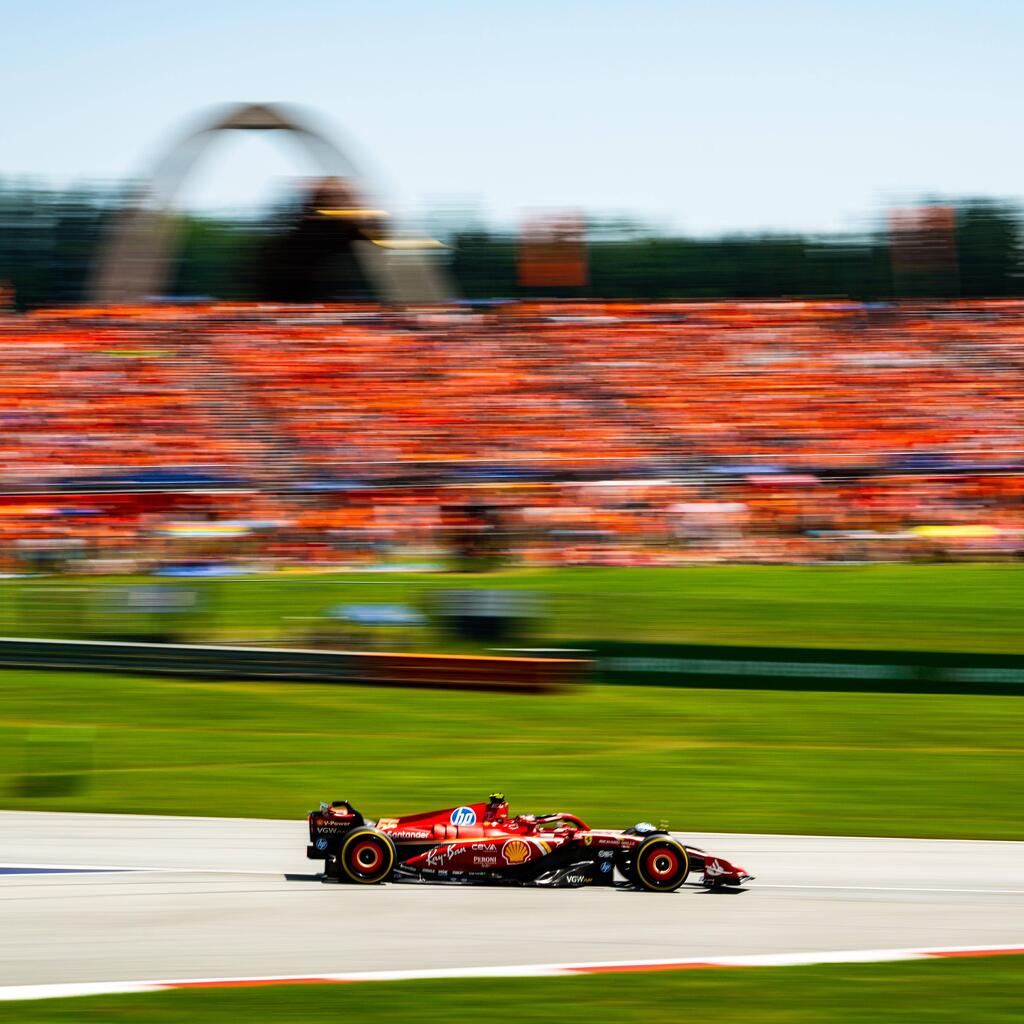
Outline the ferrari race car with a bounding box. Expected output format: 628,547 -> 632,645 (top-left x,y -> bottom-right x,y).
307,793 -> 752,892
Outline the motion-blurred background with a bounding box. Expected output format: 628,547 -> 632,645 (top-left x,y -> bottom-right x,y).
1,6 -> 1023,1018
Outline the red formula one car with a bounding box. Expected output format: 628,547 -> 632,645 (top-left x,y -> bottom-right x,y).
307,793 -> 752,892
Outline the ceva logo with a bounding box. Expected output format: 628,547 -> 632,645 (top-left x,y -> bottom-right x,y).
450,806 -> 477,826
502,839 -> 531,865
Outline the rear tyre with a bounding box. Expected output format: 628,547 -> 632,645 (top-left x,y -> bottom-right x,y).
338,828 -> 396,884
633,837 -> 689,893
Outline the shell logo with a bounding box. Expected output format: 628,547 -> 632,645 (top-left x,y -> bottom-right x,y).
501,839 -> 531,865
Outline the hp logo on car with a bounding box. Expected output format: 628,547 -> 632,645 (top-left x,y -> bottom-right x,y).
450,806 -> 477,826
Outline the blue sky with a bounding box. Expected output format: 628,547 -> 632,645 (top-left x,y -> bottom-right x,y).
3,1 -> 1023,234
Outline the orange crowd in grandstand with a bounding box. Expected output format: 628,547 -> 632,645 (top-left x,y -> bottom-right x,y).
1,300 -> 1023,570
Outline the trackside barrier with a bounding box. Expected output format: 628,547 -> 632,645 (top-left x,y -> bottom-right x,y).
1,635 -> 1020,695
0,637 -> 586,693
583,640 -> 1024,695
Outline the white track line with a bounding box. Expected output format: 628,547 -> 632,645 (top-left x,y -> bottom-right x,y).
2,944 -> 1021,1002
756,883 -> 1024,895
677,832 -> 1024,845
0,862 -> 310,877
0,863 -> 147,873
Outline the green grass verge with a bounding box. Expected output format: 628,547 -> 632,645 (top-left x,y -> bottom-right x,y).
4,564 -> 1024,653
2,669 -> 1021,839
11,957 -> 1024,1023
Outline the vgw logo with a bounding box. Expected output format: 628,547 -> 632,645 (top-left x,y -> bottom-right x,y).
449,806 -> 477,826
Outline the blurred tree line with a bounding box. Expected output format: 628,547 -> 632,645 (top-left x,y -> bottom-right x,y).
1,182 -> 1021,308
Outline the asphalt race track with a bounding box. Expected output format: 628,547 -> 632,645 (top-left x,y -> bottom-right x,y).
1,811 -> 1022,989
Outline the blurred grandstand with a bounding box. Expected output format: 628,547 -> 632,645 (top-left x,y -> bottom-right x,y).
1,299 -> 1024,574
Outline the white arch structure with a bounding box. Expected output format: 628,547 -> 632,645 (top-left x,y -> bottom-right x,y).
92,102 -> 451,305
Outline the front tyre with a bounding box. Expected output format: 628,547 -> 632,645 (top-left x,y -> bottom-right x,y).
633,837 -> 689,892
338,828 -> 396,884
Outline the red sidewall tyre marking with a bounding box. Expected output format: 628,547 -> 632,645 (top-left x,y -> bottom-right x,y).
351,841 -> 383,873
644,848 -> 679,879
